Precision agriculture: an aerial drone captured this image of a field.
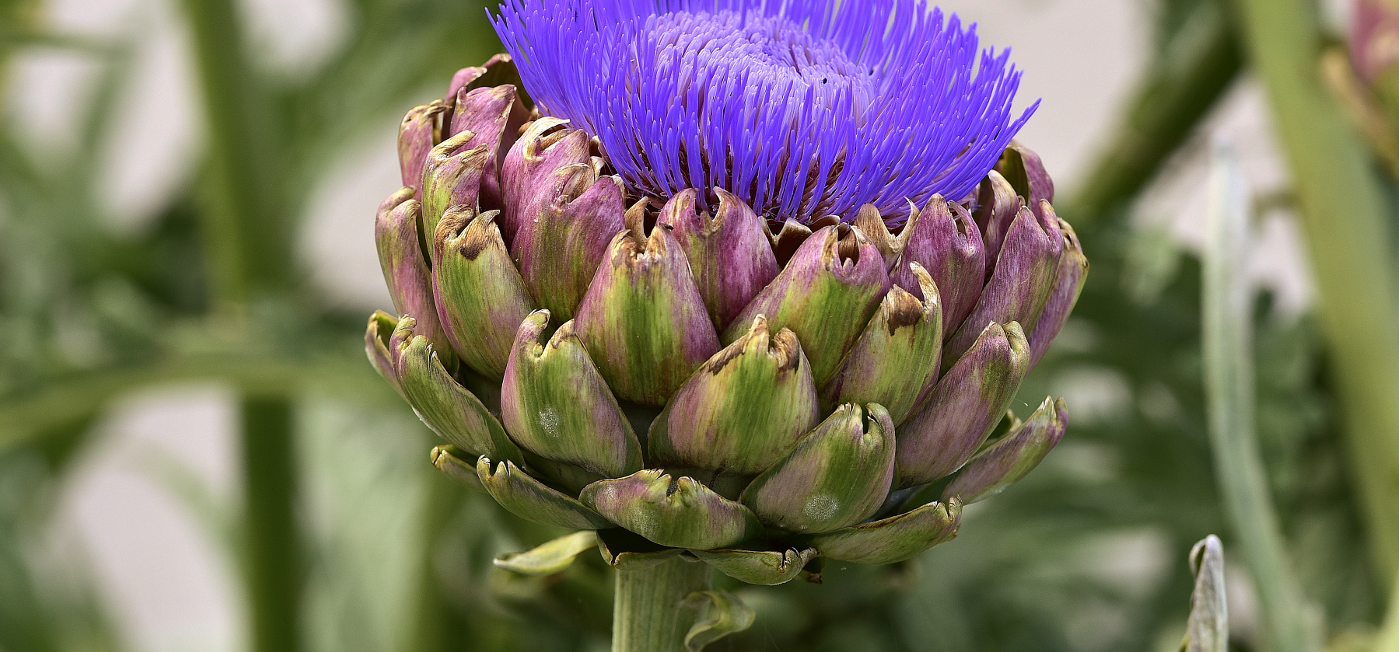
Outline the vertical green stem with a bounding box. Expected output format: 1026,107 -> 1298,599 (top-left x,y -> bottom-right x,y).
612,557 -> 712,652
241,397 -> 302,652
179,0 -> 302,649
1233,0 -> 1399,584
178,0 -> 287,305
1202,145 -> 1318,652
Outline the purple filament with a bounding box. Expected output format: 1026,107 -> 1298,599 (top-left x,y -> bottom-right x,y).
491,0 -> 1038,224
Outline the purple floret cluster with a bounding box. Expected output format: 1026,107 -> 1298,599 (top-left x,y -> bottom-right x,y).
490,0 -> 1037,224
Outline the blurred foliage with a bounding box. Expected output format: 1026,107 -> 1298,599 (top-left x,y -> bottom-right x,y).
0,0 -> 1390,650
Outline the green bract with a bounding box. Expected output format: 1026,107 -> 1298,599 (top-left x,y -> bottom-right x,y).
367,55 -> 1086,583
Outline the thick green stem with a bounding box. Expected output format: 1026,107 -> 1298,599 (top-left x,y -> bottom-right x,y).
1203,146 -> 1318,652
612,557 -> 712,652
1233,0 -> 1399,583
240,397 -> 302,652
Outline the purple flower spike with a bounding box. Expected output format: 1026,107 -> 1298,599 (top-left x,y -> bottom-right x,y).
658,188 -> 780,331
512,167 -> 625,323
499,119 -> 594,244
491,0 -> 1036,223
891,196 -> 986,340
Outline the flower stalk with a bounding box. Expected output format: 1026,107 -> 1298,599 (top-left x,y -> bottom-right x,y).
611,557 -> 713,652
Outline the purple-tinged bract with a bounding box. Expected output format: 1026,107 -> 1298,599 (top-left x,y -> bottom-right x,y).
490,0 -> 1036,223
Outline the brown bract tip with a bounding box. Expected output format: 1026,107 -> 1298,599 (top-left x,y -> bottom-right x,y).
882,286 -> 925,335
458,210 -> 503,261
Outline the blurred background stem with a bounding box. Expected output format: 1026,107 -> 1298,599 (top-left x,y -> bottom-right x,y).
1234,0 -> 1399,586
1203,143 -> 1318,652
179,0 -> 301,650
240,396 -> 303,652
1068,1 -> 1242,220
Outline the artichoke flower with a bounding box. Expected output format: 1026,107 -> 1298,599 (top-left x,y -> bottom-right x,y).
367,0 -> 1087,587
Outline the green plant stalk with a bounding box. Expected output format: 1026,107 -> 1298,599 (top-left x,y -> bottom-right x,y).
178,0 -> 287,304
1067,1 -> 1242,220
1203,145 -> 1318,652
612,557 -> 712,652
178,0 -> 302,650
240,396 -> 302,652
1233,0 -> 1399,583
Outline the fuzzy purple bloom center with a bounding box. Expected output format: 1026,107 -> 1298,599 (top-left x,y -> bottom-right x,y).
490,0 -> 1037,224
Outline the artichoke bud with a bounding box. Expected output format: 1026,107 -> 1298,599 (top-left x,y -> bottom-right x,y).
398,100 -> 449,193
941,397 -> 1067,504
895,320 -> 1030,486
580,469 -> 761,549
374,188 -> 453,362
648,315 -> 820,476
943,203 -> 1063,365
575,225 -> 721,405
725,225 -> 890,385
740,403 -> 897,533
974,170 -> 1020,277
432,207 -> 534,378
420,131 -> 490,244
1027,219 -> 1088,368
820,264 -> 943,423
659,188 -> 780,331
890,195 -> 986,340
449,84 -> 529,209
995,141 -> 1055,219
512,166 -> 625,322
500,118 -> 593,243
392,317 -> 523,464
501,310 -> 644,478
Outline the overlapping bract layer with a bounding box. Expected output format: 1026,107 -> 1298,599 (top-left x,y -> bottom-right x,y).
490,0 -> 1036,223
368,55 -> 1084,583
